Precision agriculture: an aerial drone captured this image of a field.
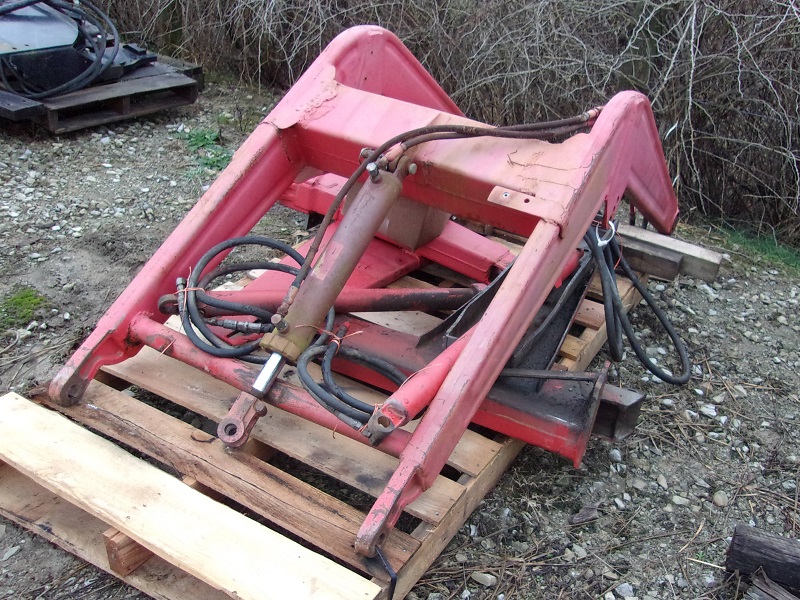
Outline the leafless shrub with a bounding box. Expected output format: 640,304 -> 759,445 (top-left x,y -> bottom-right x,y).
100,0 -> 800,245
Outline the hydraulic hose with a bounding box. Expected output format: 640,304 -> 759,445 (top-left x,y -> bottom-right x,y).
175,236 -> 306,364
584,228 -> 690,384
0,0 -> 120,98
296,345 -> 371,427
321,345 -> 407,412
297,325 -> 408,428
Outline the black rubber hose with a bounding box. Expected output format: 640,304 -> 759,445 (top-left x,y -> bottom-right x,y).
399,122 -> 590,151
502,111 -> 598,131
609,236 -> 691,384
179,236 -> 305,362
0,0 -> 120,98
595,232 -> 625,361
333,347 -> 407,387
592,232 -> 625,361
197,261 -> 299,289
320,342 -> 376,415
177,285 -> 265,362
0,0 -> 40,16
296,346 -> 373,424
195,260 -> 297,323
584,229 -> 690,384
320,344 -> 407,415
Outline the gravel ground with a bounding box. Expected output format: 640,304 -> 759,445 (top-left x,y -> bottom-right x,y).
1,82 -> 799,600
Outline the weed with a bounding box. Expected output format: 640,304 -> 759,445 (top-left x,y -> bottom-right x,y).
184,128 -> 220,151
181,128 -> 233,173
0,287 -> 47,329
198,146 -> 233,171
216,113 -> 233,125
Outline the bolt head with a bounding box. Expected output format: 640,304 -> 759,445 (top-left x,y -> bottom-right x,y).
366,162 -> 381,182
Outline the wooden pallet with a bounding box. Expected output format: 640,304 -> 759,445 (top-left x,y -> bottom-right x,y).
0,230 -> 721,599
0,58 -> 202,133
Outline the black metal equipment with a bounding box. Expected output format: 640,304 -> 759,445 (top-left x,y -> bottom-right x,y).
0,0 -> 156,99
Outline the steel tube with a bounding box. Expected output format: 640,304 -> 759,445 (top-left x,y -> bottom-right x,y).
163,285 -> 479,317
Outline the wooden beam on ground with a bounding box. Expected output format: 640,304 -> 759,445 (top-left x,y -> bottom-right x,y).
617,236 -> 683,281
0,392 -> 382,600
618,223 -> 723,282
726,524 -> 800,593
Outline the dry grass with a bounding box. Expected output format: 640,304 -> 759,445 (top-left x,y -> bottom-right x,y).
100,0 -> 800,246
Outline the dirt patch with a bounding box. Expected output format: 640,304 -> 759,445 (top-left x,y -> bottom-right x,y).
1,83 -> 799,600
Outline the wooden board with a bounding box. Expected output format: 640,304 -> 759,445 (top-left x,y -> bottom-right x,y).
0,392 -> 382,600
0,57 -> 202,133
0,465 -> 229,600
618,223 -> 723,282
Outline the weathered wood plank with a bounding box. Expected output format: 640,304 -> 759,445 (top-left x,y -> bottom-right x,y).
573,298 -> 606,330
745,573 -> 799,600
102,349 -> 463,525
726,524 -> 800,592
103,476 -> 216,577
618,223 -> 722,282
44,73 -> 197,109
36,380 -> 417,575
617,236 -> 682,281
0,392 -> 382,600
0,464 -> 229,600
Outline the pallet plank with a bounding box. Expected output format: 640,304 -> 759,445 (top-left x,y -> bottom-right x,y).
587,272 -> 634,299
349,309 -> 442,336
103,348 -> 463,525
618,236 -> 682,281
0,465 -> 228,600
0,57 -> 201,133
49,91 -> 198,134
0,90 -> 44,120
103,475 -> 214,577
573,298 -> 606,330
36,380 -> 417,575
43,73 -> 197,109
0,392 -> 382,600
284,362 -> 501,478
558,275 -> 644,372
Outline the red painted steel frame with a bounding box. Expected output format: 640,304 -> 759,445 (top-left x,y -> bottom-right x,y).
48,26 -> 679,556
